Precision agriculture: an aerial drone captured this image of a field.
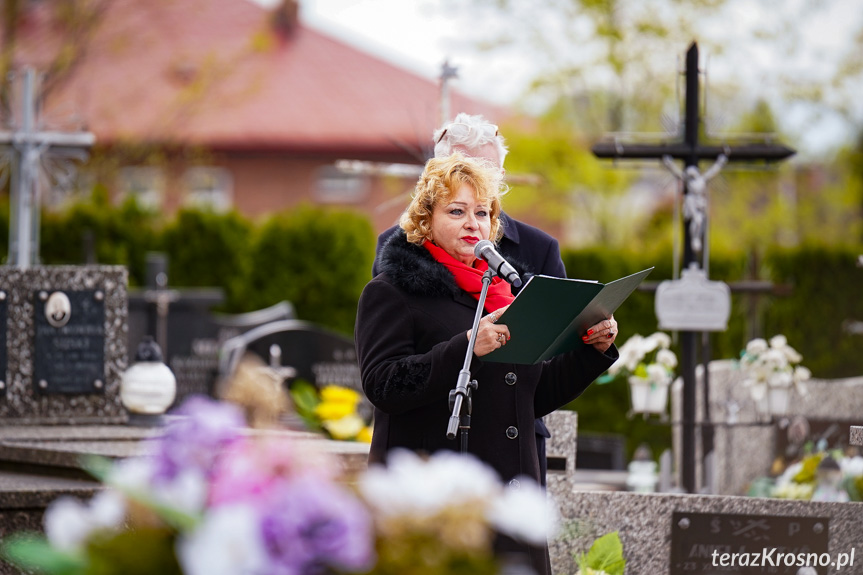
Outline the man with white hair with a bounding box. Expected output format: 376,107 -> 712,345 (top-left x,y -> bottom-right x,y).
372,112 -> 567,486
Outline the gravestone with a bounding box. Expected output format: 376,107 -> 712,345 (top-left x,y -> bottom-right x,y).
671,360 -> 863,495
0,266 -> 127,424
551,491 -> 862,575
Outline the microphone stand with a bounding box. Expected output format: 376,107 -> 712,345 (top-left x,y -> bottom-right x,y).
447,268 -> 495,453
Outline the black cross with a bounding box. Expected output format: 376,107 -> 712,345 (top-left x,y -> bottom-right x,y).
591,42 -> 795,493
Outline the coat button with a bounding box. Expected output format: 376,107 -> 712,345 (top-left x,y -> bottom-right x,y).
508,478 -> 521,489
506,426 -> 518,439
505,372 -> 517,386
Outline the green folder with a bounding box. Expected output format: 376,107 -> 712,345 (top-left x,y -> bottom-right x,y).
483,267 -> 654,364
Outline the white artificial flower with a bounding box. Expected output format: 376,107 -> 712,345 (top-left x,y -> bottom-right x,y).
44,497 -> 97,551
609,335 -> 645,375
840,455 -> 863,478
322,413 -> 366,440
177,504 -> 268,575
656,348 -> 677,369
359,449 -> 500,518
487,478 -> 557,545
156,468 -> 209,515
769,334 -> 788,349
87,490 -> 127,531
646,332 -> 671,350
646,363 -> 671,386
105,456 -> 156,493
106,457 -> 207,515
782,345 -> 802,364
44,490 -> 126,552
793,366 -> 811,382
746,338 -> 769,355
762,348 -> 788,371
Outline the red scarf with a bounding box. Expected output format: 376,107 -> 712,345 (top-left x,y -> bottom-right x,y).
424,241 -> 515,313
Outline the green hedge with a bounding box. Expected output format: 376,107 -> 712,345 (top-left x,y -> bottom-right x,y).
39,191 -> 159,286
763,244 -> 863,378
244,204 -> 375,335
23,197 -> 374,335
159,208 -> 253,312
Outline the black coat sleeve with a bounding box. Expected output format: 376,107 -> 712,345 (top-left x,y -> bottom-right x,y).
355,279 -> 469,415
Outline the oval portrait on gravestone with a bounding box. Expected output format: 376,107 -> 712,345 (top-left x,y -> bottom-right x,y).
45,291 -> 72,328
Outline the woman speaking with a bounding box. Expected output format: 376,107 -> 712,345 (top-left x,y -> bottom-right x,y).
355,153 -> 619,574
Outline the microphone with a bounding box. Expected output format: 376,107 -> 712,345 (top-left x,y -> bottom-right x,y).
474,240 -> 522,288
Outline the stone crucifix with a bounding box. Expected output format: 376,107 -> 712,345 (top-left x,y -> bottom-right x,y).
0,67 -> 95,268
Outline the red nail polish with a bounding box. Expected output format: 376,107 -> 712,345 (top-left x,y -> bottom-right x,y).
587,329 -> 594,336
607,333 -> 613,338
582,336 -> 588,341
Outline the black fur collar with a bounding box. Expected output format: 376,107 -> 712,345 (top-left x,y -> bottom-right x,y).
377,229 -> 533,298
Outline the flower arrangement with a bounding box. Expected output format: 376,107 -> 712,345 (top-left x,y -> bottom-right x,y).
737,335 -> 810,414
289,381 -> 373,443
760,449 -> 863,503
601,332 -> 677,415
0,396 -> 555,575
574,531 -> 626,575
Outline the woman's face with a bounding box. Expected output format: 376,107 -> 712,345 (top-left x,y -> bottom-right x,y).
429,183 -> 491,265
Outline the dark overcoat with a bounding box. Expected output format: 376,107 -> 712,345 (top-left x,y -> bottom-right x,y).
356,229 -> 616,481
372,214 -> 569,483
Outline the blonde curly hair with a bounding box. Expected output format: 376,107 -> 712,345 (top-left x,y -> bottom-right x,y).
400,152 -> 504,245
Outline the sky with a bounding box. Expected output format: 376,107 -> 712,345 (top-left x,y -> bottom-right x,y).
257,0 -> 863,159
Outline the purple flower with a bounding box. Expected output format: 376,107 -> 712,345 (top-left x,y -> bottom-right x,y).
150,396 -> 247,481
259,475 -> 375,575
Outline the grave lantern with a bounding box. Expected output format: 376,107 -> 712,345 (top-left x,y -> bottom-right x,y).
121,336 -> 176,425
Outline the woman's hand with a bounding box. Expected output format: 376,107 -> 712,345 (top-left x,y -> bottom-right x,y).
582,315 -> 618,353
467,306 -> 511,357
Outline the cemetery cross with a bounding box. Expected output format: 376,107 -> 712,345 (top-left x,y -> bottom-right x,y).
591,42 -> 795,493
0,67 -> 95,268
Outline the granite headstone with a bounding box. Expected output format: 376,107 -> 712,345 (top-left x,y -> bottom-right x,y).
0,266 -> 127,424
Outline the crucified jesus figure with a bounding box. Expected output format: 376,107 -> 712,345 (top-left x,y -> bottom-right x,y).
662,154 -> 727,254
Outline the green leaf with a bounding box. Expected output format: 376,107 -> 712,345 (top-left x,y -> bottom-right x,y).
0,533 -> 87,574
582,531 -> 626,575
289,380 -> 324,432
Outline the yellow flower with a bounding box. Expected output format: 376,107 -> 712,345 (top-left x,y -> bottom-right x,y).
322,413 -> 366,440
357,425 -> 373,444
314,401 -> 356,421
314,386 -> 361,421
320,385 -> 361,405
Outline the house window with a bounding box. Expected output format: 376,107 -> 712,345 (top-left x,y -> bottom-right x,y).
182,167 -> 233,212
118,167 -> 165,210
313,165 -> 370,204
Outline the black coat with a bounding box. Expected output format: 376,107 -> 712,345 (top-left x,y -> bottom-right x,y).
359,229 -> 619,477
371,214 -> 567,475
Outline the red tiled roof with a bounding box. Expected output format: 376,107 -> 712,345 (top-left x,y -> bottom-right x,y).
9,0 -> 509,163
